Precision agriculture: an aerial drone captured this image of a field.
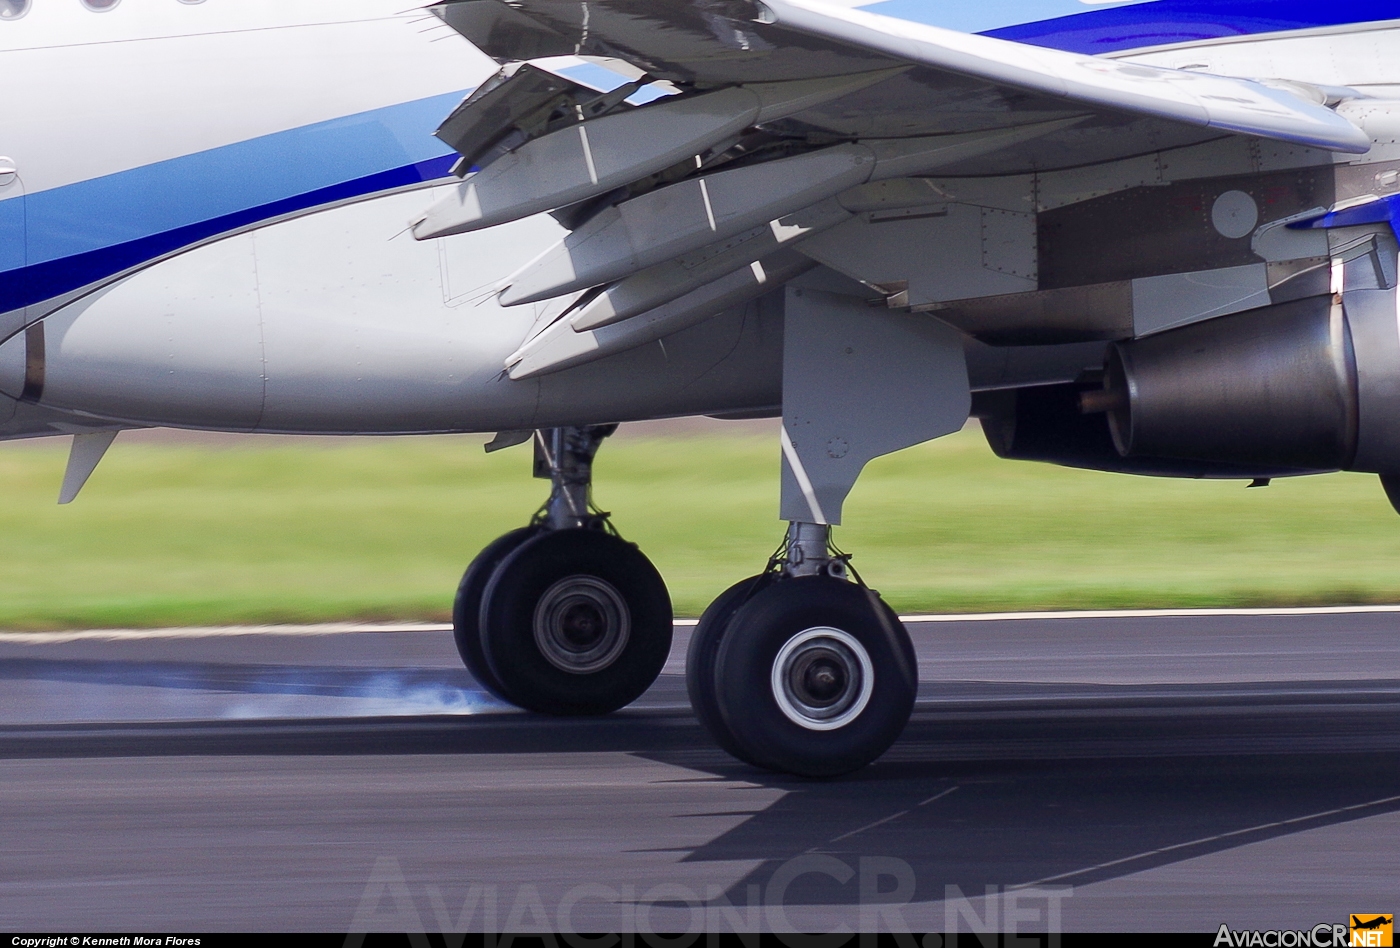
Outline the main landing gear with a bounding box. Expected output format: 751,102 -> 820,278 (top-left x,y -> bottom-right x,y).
453,426 -> 673,715
453,425 -> 915,777
686,522 -> 917,777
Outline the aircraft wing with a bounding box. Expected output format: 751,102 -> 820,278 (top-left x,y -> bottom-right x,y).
432,0 -> 1369,159
421,0 -> 1371,378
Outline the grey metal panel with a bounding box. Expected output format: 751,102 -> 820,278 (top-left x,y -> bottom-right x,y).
433,63 -> 592,168
433,1 -> 578,64
507,250 -> 814,379
1039,168 -> 1335,290
980,208 -> 1037,281
1266,258 -> 1332,304
963,339 -> 1109,391
1131,263 -> 1272,338
779,286 -> 969,524
799,203 -> 1036,307
766,67 -> 1087,141
914,118 -> 1218,178
1252,214 -> 1331,262
1335,157 -> 1400,203
937,282 -> 1132,346
1334,229 -> 1400,291
531,296 -> 784,427
1336,100 -> 1400,166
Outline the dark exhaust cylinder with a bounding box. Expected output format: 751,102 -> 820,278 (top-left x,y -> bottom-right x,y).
1099,296 -> 1359,471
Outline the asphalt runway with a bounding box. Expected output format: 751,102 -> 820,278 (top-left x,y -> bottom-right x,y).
0,609 -> 1397,933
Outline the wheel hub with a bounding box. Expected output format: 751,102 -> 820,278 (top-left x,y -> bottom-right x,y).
533,575 -> 631,674
771,627 -> 875,731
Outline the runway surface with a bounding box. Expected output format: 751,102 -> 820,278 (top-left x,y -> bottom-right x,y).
0,609 -> 1397,933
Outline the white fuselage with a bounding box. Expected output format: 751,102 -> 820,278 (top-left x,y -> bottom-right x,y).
0,0 -> 785,435
1,1 -> 1398,437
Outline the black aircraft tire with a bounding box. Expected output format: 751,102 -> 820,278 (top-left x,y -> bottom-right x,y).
685,573 -> 776,766
452,525 -> 543,701
714,575 -> 917,777
481,528 -> 673,715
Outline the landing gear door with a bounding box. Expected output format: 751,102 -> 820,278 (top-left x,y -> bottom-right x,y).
780,282 -> 971,525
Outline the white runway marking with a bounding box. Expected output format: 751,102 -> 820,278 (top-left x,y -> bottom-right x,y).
898,604 -> 1400,622
0,622 -> 454,644
4,603 -> 1400,643
820,785 -> 959,847
1012,792 -> 1400,889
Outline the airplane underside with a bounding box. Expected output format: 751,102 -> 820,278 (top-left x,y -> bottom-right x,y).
4,0 -> 1400,775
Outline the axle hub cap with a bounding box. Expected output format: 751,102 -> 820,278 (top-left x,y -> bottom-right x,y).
533,575 -> 631,674
771,627 -> 874,731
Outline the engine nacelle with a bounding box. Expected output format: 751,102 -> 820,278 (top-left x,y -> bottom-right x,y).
976,381 -> 1328,480
1084,288 -> 1400,475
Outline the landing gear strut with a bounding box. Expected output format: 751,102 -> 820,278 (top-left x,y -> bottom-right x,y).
686,281 -> 959,775
453,426 -> 672,715
687,522 -> 917,777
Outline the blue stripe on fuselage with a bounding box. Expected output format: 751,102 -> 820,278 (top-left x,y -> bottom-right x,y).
860,0 -> 1151,38
6,155 -> 455,315
4,3 -> 1397,315
863,0 -> 1399,54
0,91 -> 465,314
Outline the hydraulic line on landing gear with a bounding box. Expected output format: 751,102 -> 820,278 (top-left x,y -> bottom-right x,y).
451,423 -> 672,716
531,424 -> 618,532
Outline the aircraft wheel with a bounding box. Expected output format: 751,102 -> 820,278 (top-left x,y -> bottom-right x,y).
452,525 -> 543,700
685,573 -> 776,765
714,575 -> 916,777
481,528 -> 673,715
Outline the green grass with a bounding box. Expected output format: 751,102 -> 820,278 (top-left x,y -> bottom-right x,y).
2,424 -> 1400,629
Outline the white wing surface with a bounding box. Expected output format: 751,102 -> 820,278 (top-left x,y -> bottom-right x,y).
418,0 -> 1371,377
759,0 -> 1369,153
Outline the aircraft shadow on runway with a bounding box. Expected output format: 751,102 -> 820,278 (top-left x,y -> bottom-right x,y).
645,751 -> 1400,904
1,657 -> 1398,901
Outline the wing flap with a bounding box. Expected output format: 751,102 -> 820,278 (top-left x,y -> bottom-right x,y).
414,70 -> 904,240
434,0 -> 578,63
434,62 -> 611,172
